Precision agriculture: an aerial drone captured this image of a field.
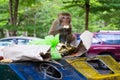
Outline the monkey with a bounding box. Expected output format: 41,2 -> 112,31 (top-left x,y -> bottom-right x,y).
48,12 -> 75,44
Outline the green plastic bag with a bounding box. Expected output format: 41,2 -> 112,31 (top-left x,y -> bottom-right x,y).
44,34 -> 59,47
29,34 -> 62,60
51,47 -> 62,60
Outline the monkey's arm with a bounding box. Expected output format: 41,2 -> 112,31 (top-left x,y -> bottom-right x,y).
48,19 -> 62,36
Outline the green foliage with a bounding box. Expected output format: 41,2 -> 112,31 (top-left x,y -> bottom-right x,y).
19,0 -> 37,7
18,0 -> 66,37
1,0 -> 120,38
0,0 -> 9,28
101,24 -> 118,30
62,0 -> 120,32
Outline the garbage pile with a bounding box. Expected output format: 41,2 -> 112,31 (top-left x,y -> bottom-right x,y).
0,30 -> 93,63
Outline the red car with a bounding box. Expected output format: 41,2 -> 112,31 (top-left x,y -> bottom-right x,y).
87,31 -> 120,60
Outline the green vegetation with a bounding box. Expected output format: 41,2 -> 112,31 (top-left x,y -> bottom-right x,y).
0,0 -> 120,38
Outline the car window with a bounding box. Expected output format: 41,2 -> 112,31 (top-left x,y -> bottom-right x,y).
0,42 -> 11,46
17,39 -> 29,44
96,34 -> 120,39
104,40 -> 120,44
92,38 -> 101,44
0,38 -> 30,45
0,39 -> 13,42
96,34 -> 120,44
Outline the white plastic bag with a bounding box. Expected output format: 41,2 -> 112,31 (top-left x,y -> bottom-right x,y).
2,45 -> 51,61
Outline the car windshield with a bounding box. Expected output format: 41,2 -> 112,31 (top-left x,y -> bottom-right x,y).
96,34 -> 120,44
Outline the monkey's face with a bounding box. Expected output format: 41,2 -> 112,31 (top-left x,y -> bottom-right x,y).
61,16 -> 70,26
59,13 -> 71,26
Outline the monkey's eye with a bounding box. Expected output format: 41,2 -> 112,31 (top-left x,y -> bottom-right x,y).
62,16 -> 69,19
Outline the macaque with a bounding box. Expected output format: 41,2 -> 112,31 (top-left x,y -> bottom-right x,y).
48,12 -> 75,44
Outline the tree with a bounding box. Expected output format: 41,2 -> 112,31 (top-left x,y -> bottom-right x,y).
85,0 -> 90,30
62,0 -> 90,30
8,0 -> 38,36
62,0 -> 120,31
8,0 -> 19,36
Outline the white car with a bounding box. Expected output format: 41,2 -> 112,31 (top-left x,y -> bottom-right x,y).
0,36 -> 42,45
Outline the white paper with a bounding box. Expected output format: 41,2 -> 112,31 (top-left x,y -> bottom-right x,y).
80,30 -> 93,50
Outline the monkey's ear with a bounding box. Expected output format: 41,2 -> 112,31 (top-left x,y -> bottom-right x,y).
58,17 -> 63,24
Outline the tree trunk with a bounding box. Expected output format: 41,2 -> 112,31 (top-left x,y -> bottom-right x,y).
0,29 -> 4,38
9,0 -> 13,24
85,0 -> 90,30
8,0 -> 19,36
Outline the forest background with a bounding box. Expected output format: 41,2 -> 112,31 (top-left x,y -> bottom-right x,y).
0,0 -> 120,38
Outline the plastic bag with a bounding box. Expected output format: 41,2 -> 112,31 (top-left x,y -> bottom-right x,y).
29,34 -> 62,60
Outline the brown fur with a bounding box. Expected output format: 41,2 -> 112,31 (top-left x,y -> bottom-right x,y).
48,12 -> 75,43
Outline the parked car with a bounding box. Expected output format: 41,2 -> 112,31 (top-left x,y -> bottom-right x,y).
0,36 -> 42,45
87,31 -> 120,61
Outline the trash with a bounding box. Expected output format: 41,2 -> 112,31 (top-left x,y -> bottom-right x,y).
56,43 -> 76,56
29,34 -> 62,60
51,47 -> 62,60
1,30 -> 93,62
2,45 -> 51,62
